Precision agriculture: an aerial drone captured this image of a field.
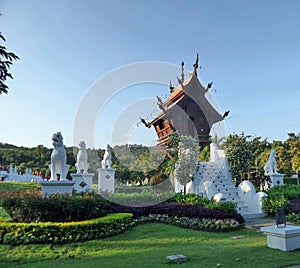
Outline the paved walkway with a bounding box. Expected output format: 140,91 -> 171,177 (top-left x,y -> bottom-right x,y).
244,217 -> 296,231
244,217 -> 276,231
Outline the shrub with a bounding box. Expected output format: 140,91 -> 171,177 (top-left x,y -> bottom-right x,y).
168,193 -> 237,212
0,191 -> 112,222
286,213 -> 300,224
104,189 -> 174,206
262,196 -> 288,215
266,185 -> 300,200
150,171 -> 169,186
0,213 -> 133,245
111,202 -> 244,224
286,199 -> 300,214
135,214 -> 242,232
262,185 -> 300,215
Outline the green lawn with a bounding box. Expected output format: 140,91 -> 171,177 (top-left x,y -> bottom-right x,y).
1,182 -> 300,267
0,182 -> 41,192
0,223 -> 300,268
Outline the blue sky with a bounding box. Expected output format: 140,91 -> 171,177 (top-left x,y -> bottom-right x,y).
1,0 -> 300,149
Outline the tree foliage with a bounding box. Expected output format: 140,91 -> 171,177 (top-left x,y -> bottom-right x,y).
225,133 -> 254,182
0,32 -> 19,94
1,132 -> 300,183
225,132 -> 300,182
174,135 -> 199,193
0,143 -> 166,182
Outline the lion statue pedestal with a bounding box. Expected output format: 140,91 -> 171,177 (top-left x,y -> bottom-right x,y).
39,132 -> 75,197
264,149 -> 284,188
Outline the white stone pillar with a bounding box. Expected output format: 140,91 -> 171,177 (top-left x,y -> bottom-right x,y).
70,173 -> 94,193
269,173 -> 284,188
98,168 -> 115,193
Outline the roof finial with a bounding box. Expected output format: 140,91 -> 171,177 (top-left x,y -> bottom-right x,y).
177,61 -> 185,87
181,61 -> 185,82
169,80 -> 174,93
140,117 -> 149,128
193,53 -> 199,76
156,96 -> 166,112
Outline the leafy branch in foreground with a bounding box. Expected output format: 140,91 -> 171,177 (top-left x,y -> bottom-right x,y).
0,32 -> 19,94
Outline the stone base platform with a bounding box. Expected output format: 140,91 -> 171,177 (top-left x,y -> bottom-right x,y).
39,180 -> 75,197
261,225 -> 300,251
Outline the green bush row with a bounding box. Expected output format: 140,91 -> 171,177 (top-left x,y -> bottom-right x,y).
262,185 -> 300,215
105,190 -> 174,205
135,214 -> 241,232
0,213 -> 133,245
169,193 -> 237,212
0,191 -> 112,222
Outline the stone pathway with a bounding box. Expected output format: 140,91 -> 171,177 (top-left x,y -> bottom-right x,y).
245,217 -> 296,231
244,217 -> 276,231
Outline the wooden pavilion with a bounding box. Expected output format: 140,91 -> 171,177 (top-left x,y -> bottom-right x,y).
140,55 -> 229,147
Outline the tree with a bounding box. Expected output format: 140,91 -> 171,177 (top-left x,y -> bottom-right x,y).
198,146 -> 210,162
174,135 -> 199,194
225,133 -> 254,182
0,32 -> 19,94
284,133 -> 300,176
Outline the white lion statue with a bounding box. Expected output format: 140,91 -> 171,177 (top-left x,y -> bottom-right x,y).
101,144 -> 112,169
49,132 -> 69,180
75,140 -> 89,174
264,149 -> 277,175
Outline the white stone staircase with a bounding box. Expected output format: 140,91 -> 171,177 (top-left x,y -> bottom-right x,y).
174,143 -> 267,218
193,161 -> 248,215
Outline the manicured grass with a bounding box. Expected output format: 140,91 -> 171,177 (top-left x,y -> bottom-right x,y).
0,223 -> 300,268
0,182 -> 41,192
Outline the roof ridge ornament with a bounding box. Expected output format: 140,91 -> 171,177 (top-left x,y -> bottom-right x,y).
156,95 -> 166,112
169,80 -> 174,93
177,61 -> 185,87
193,53 -> 199,76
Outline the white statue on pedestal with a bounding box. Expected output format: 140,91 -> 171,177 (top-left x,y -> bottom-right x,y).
75,141 -> 89,174
49,132 -> 69,181
264,149 -> 277,175
264,149 -> 284,188
101,144 -> 112,169
98,144 -> 115,193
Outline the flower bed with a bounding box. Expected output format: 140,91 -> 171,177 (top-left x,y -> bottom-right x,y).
111,202 -> 245,224
135,214 -> 242,232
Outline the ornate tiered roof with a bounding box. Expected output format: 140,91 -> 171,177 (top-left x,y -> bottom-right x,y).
141,55 -> 228,147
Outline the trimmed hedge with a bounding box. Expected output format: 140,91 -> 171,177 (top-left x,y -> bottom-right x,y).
0,213 -> 133,245
135,214 -> 242,232
0,191 -> 244,224
0,190 -> 112,222
168,193 -> 237,212
111,202 -> 245,224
